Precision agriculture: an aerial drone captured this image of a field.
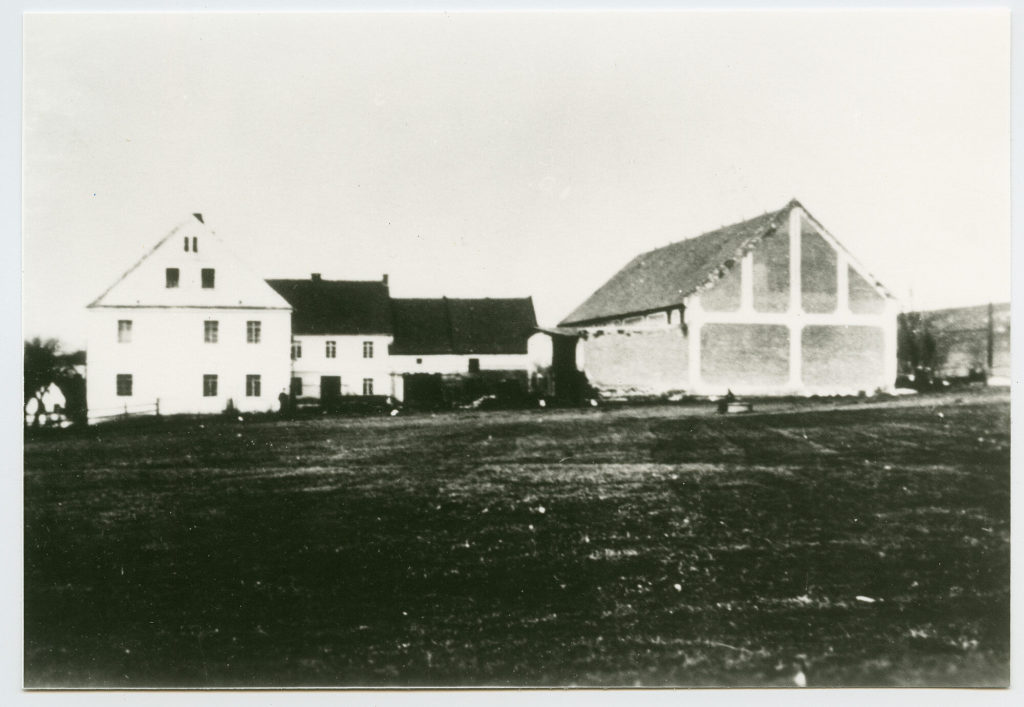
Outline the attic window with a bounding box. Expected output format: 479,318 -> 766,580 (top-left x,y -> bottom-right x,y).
166,268 -> 179,288
193,237 -> 198,253
183,237 -> 189,252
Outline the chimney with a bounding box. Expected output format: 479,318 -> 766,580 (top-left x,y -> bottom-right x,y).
311,273 -> 321,282
193,213 -> 204,224
382,273 -> 389,286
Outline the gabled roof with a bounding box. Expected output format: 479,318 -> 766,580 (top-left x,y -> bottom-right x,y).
88,214 -> 293,310
267,279 -> 393,335
391,297 -> 537,355
560,199 -> 892,326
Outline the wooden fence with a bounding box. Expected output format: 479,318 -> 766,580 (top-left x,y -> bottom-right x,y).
86,400 -> 161,425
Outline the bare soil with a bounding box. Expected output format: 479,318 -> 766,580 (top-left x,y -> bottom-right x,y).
24,389 -> 1010,687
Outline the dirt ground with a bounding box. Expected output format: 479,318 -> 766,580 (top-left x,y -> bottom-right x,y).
23,388 -> 1010,687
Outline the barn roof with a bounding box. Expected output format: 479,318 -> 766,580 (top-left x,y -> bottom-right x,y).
266,278 -> 393,335
391,297 -> 537,355
560,198 -> 896,326
560,204 -> 792,326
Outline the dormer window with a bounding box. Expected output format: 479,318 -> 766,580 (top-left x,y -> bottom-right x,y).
193,236 -> 198,253
166,268 -> 179,288
201,268 -> 215,288
183,237 -> 189,252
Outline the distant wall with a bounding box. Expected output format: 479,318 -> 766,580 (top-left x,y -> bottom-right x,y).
700,323 -> 789,388
582,326 -> 688,394
899,304 -> 1010,379
802,325 -> 885,391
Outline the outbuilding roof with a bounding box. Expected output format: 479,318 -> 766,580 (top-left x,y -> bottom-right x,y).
266,278 -> 393,335
391,297 -> 537,355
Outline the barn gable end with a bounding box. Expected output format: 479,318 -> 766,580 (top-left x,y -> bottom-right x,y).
563,200 -> 898,397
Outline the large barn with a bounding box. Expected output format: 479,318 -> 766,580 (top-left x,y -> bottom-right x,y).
559,199 -> 898,397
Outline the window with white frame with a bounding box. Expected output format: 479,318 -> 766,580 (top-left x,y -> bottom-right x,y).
204,321 -> 219,343
291,341 -> 302,360
325,340 -> 336,358
362,378 -> 374,396
246,374 -> 261,397
117,320 -> 132,343
362,341 -> 374,358
247,321 -> 261,344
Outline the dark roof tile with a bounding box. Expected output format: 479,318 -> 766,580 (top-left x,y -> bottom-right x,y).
391,298 -> 537,355
267,279 -> 393,335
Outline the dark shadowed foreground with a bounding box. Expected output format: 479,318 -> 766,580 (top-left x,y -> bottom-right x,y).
24,391 -> 1009,687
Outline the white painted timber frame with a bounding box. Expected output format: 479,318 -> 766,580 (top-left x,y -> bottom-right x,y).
682,203 -> 897,396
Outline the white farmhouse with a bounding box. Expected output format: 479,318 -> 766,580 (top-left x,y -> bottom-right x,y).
86,214 -> 293,419
85,215 -> 542,420
266,275 -> 398,402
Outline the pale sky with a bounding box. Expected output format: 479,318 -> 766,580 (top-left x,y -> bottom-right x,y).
22,10 -> 1010,349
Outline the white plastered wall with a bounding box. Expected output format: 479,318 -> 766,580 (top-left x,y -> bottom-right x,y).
290,334 -> 396,398
87,307 -> 292,418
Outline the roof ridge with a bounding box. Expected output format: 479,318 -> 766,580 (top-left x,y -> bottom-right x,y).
635,203 -> 792,261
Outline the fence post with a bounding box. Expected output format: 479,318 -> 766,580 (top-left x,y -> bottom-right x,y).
987,302 -> 994,378
156,398 -> 161,417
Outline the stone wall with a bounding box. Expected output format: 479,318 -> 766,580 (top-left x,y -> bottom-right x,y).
801,218 -> 838,313
848,266 -> 885,314
801,325 -> 886,391
582,326 -> 688,395
752,230 -> 789,313
700,323 -> 789,388
700,262 -> 741,312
